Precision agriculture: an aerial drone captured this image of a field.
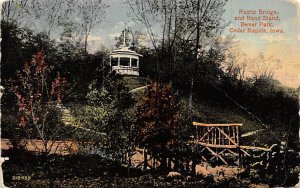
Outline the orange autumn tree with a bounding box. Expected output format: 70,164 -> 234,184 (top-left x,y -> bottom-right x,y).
136,82 -> 180,169
12,51 -> 67,154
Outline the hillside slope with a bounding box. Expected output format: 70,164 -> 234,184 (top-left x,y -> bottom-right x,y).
125,76 -> 284,148
123,76 -> 150,91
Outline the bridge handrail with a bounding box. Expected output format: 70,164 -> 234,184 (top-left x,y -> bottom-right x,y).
192,122 -> 243,127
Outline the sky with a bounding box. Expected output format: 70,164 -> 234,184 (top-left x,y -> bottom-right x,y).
86,0 -> 133,52
86,0 -> 300,88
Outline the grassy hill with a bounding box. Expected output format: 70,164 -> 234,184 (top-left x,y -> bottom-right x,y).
182,98 -> 278,147
124,76 -> 285,148
62,75 -> 291,150
123,76 -> 150,91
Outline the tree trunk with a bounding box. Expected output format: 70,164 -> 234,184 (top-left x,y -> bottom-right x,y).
84,34 -> 88,53
143,148 -> 147,170
189,0 -> 201,111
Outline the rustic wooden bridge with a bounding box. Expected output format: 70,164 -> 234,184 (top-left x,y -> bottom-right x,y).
193,122 -> 243,166
192,122 -> 271,166
134,122 -> 271,171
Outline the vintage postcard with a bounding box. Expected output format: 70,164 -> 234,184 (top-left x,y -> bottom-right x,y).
1,0 -> 299,187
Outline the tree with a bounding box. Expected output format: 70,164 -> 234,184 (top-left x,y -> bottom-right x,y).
127,0 -> 228,82
114,28 -> 131,49
76,0 -> 108,52
1,21 -> 57,81
73,71 -> 135,159
11,51 -> 69,154
127,0 -> 179,79
114,28 -> 143,50
26,0 -> 83,39
136,82 -> 180,170
1,0 -> 30,25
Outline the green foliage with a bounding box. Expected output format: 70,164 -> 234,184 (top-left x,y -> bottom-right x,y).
101,72 -> 134,110
247,144 -> 299,186
54,46 -> 109,102
1,90 -> 26,148
138,47 -> 159,78
71,72 -> 135,156
1,20 -> 110,103
7,51 -> 71,154
218,75 -> 299,148
1,21 -> 54,81
123,76 -> 150,91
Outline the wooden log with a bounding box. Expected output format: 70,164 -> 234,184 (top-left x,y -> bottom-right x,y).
214,127 -> 217,145
210,128 -> 212,145
194,142 -> 270,152
240,145 -> 271,151
233,126 -> 236,143
205,146 -> 228,165
202,156 -> 208,163
217,127 -> 237,145
198,127 -> 213,142
222,127 -> 225,145
210,127 -> 212,144
228,127 -> 231,145
192,122 -> 243,127
240,149 -> 251,156
211,128 -> 213,144
211,149 -> 227,160
212,128 -> 214,144
236,126 -> 239,144
226,148 -> 239,156
207,127 -> 210,144
218,127 -> 221,145
197,141 -> 239,149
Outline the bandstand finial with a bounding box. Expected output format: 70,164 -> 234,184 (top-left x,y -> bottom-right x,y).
123,28 -> 126,46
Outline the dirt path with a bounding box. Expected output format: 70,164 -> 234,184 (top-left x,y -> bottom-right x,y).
1,139 -> 78,155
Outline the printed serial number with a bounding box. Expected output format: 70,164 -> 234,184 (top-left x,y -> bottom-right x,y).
12,175 -> 32,181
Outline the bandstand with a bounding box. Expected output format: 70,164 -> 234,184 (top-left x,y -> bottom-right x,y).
109,30 -> 142,76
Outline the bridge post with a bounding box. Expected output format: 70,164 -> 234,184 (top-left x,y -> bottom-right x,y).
237,126 -> 242,167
